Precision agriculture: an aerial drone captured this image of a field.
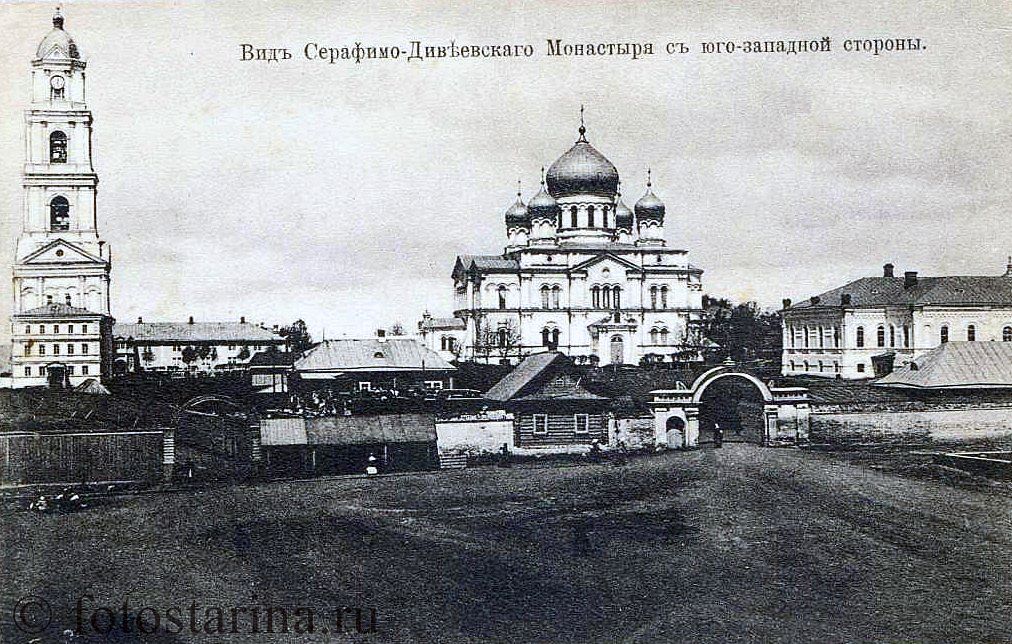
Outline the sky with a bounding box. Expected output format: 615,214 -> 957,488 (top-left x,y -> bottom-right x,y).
1,0 -> 1011,344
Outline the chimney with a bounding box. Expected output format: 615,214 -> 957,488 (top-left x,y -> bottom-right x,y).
810,296 -> 821,306
188,316 -> 194,324
841,293 -> 852,306
904,271 -> 918,288
883,263 -> 895,278
782,298 -> 792,310
240,316 -> 246,324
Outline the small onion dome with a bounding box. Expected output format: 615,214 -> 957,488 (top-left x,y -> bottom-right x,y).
37,9 -> 80,60
615,196 -> 634,231
634,170 -> 665,222
546,123 -> 619,199
504,182 -> 529,227
528,170 -> 561,223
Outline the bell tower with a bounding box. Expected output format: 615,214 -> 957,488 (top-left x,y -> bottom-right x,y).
10,9 -> 114,388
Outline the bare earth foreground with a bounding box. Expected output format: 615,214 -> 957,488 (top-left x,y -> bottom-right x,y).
3,446 -> 1012,643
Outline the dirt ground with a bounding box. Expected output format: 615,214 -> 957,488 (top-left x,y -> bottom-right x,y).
2,445 -> 1011,643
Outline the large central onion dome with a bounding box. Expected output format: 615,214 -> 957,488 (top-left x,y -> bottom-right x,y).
36,9 -> 80,60
545,124 -> 619,199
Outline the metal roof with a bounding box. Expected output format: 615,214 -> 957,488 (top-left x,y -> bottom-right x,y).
875,341 -> 1012,389
295,338 -> 455,373
15,303 -> 102,318
114,322 -> 283,343
307,414 -> 436,445
789,276 -> 1012,310
419,316 -> 466,331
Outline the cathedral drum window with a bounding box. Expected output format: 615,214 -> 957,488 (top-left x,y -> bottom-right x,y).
50,74 -> 65,100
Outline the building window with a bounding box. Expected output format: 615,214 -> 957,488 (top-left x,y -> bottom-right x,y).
834,362 -> 840,373
540,285 -> 550,309
877,325 -> 885,348
591,286 -> 601,308
940,325 -> 949,343
358,382 -> 371,391
81,324 -> 87,333
660,328 -> 669,345
803,361 -> 810,371
24,367 -> 31,377
541,327 -> 560,350
551,285 -> 561,309
533,414 -> 548,435
601,286 -> 611,309
67,344 -> 74,355
967,324 -> 976,342
24,325 -> 30,334
818,361 -> 824,373
650,328 -> 659,344
789,361 -> 795,371
82,366 -> 89,375
53,325 -> 60,334
67,366 -> 75,376
1004,326 -> 1012,342
889,325 -> 896,348
833,327 -> 841,348
50,196 -> 70,231
818,326 -> 825,349
612,287 -> 621,310
902,325 -> 910,348
498,286 -> 507,310
82,343 -> 89,354
803,327 -> 809,349
39,345 -> 46,356
856,326 -> 865,348
424,381 -> 443,389
50,131 -> 68,163
574,414 -> 590,433
497,328 -> 508,347
650,286 -> 658,310
569,206 -> 578,228
67,324 -> 74,334
587,205 -> 597,227
53,344 -> 60,355
857,363 -> 865,373
660,286 -> 668,309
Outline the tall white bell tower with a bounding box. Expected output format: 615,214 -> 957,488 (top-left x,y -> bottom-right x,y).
10,9 -> 114,388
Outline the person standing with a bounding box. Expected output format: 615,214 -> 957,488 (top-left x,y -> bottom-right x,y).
366,453 -> 379,476
713,422 -> 724,448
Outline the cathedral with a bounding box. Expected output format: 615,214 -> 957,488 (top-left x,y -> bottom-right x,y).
9,10 -> 114,388
444,118 -> 705,365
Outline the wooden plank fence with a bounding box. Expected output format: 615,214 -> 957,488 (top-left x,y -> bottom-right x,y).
0,430 -> 166,485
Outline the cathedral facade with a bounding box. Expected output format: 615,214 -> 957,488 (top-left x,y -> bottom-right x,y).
448,120 -> 704,366
10,11 -> 114,388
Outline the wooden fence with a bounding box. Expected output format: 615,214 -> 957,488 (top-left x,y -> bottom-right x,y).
0,430 -> 166,485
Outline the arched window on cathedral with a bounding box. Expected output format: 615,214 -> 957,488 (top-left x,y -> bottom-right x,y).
876,325 -> 885,348
591,286 -> 600,308
650,286 -> 658,310
540,285 -> 550,309
542,327 -> 559,350
50,131 -> 68,163
660,286 -> 668,309
551,285 -> 561,309
856,326 -> 865,347
440,336 -> 448,351
569,206 -> 578,228
50,196 -> 70,231
818,326 -> 825,348
902,325 -> 910,347
602,206 -> 610,227
587,206 -> 596,227
889,325 -> 896,348
660,328 -> 669,345
612,287 -> 621,310
497,328 -> 508,348
602,286 -> 612,309
497,286 -> 507,310
834,326 -> 841,348
650,328 -> 658,345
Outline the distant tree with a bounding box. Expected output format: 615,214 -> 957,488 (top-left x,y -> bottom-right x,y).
697,295 -> 782,363
279,319 -> 313,354
141,347 -> 154,364
473,320 -> 495,362
390,322 -> 407,336
493,319 -> 522,361
197,345 -> 212,360
181,346 -> 197,365
237,346 -> 251,360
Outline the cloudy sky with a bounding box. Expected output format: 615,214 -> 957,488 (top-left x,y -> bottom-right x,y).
1,0 -> 1010,342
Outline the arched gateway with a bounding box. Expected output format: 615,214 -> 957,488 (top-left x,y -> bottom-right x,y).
649,366 -> 810,448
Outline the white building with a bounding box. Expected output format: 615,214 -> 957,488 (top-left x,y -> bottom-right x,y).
782,262 -> 1012,379
445,120 -> 705,366
10,11 -> 114,388
113,317 -> 285,376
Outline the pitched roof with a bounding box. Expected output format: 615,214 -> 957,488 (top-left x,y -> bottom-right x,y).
294,338 -> 455,373
456,254 -> 520,273
875,341 -> 1012,389
306,413 -> 436,445
789,275 -> 1012,310
419,316 -> 466,331
15,303 -> 103,318
484,352 -> 563,401
114,322 -> 283,343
